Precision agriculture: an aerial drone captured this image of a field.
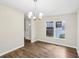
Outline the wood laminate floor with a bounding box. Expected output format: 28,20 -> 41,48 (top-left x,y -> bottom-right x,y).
1,39 -> 78,58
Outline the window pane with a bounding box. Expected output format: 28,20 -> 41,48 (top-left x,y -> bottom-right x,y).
56,21 -> 65,38
56,21 -> 62,28
46,21 -> 54,37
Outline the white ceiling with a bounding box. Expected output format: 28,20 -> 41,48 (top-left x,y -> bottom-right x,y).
0,0 -> 79,16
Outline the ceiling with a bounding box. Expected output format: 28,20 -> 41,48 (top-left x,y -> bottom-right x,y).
0,0 -> 79,16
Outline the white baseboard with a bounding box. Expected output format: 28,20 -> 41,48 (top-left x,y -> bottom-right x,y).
36,39 -> 76,48
77,49 -> 79,56
31,39 -> 37,43
78,51 -> 79,56
0,44 -> 24,56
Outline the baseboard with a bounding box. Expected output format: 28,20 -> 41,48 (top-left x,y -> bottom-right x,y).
0,44 -> 24,56
78,51 -> 79,57
31,39 -> 37,43
77,49 -> 79,56
24,37 -> 31,40
36,39 -> 76,48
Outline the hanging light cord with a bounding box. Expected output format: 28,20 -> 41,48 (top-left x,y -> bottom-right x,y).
34,0 -> 37,17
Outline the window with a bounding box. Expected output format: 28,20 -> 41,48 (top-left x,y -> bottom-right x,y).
56,21 -> 62,28
46,21 -> 65,39
56,21 -> 65,38
46,21 -> 54,37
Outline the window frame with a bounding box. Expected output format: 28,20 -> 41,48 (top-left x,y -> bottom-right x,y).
45,20 -> 65,40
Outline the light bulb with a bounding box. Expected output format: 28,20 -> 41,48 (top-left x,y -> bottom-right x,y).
33,16 -> 36,19
39,12 -> 43,19
28,12 -> 32,18
29,24 -> 31,26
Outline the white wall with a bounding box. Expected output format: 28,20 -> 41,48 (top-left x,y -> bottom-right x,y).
77,10 -> 79,56
31,19 -> 38,42
0,5 -> 24,56
34,13 -> 77,48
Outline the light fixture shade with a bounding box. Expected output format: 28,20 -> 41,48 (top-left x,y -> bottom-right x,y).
28,0 -> 44,20
28,12 -> 33,18
33,16 -> 36,19
28,24 -> 31,26
39,12 -> 43,19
